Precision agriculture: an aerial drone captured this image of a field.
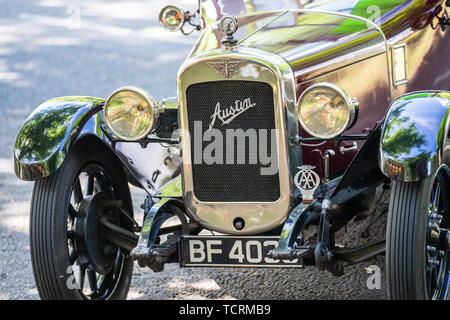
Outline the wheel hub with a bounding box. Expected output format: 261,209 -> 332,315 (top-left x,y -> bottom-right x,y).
424,172 -> 449,299
74,192 -> 117,274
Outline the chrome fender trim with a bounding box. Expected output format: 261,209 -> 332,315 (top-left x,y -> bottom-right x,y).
380,91 -> 450,182
14,97 -> 105,181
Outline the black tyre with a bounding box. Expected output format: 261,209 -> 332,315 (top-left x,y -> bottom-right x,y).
30,142 -> 134,300
387,165 -> 450,300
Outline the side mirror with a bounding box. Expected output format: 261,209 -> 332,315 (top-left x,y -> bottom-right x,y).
158,5 -> 200,35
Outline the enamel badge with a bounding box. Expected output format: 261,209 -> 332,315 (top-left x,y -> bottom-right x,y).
294,165 -> 320,203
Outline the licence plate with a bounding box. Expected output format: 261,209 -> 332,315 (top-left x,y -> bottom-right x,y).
180,236 -> 303,268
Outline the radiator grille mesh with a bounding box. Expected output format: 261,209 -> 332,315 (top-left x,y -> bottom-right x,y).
185,80 -> 280,202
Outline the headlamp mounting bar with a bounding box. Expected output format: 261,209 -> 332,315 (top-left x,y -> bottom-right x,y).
290,133 -> 369,146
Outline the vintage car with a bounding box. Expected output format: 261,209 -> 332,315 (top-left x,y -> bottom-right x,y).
14,0 -> 450,300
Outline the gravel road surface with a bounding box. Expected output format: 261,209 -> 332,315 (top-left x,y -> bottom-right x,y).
0,0 -> 389,300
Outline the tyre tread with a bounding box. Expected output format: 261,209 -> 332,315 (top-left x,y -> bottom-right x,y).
387,179 -> 428,299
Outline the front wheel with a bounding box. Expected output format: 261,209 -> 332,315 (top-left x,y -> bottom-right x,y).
386,165 -> 450,300
30,144 -> 134,300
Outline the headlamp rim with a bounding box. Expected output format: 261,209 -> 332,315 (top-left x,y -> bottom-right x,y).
158,5 -> 185,32
297,82 -> 355,140
104,86 -> 158,141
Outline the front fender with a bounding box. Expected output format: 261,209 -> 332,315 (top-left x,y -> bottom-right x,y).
14,97 -> 104,180
380,91 -> 450,182
14,96 -> 182,196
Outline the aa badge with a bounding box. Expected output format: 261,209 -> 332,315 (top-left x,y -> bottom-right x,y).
294,165 -> 320,203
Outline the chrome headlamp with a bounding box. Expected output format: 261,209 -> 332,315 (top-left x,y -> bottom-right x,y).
158,5 -> 185,31
104,86 -> 158,141
297,83 -> 358,139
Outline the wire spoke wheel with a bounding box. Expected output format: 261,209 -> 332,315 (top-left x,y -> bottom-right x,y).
30,143 -> 134,300
66,164 -> 126,300
425,173 -> 449,299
